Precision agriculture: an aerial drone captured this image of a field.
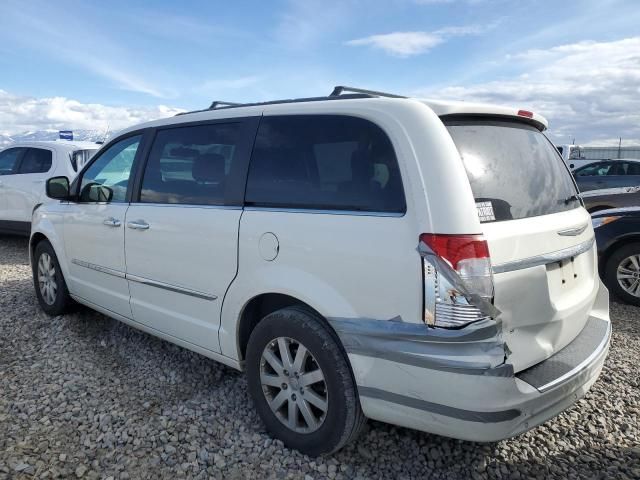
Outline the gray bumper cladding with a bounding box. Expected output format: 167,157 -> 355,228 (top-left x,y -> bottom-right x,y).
328,317 -> 513,377
516,316 -> 611,392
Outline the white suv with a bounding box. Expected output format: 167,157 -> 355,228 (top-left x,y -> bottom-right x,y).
0,141 -> 98,235
30,87 -> 611,455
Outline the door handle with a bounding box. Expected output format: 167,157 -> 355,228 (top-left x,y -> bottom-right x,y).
32,180 -> 45,184
127,220 -> 149,230
103,217 -> 121,227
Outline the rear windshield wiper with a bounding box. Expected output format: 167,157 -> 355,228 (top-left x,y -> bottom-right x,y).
563,194 -> 580,205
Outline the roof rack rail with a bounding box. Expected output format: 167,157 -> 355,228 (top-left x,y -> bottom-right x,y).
174,86 -> 406,117
209,101 -> 242,109
330,85 -> 406,99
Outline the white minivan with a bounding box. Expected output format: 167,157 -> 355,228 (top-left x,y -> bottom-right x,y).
30,87 -> 611,455
0,141 -> 98,235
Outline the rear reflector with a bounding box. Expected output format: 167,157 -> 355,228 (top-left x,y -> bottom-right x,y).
517,109 -> 534,118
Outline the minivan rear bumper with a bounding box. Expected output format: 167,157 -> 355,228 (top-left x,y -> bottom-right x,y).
334,292 -> 610,441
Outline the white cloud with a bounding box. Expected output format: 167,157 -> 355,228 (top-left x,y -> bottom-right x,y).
415,37 -> 640,145
346,23 -> 494,57
0,90 -> 183,136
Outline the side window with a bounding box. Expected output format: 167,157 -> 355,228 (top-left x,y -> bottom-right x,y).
576,163 -> 609,177
245,115 -> 406,213
80,135 -> 141,203
139,123 -> 242,206
19,148 -> 53,174
0,148 -> 25,175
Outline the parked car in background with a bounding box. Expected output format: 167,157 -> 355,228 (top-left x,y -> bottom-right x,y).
572,159 -> 640,192
0,141 -> 99,235
581,186 -> 640,213
30,86 -> 610,455
593,207 -> 640,306
557,144 -> 640,170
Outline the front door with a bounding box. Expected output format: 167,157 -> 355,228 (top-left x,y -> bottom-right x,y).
63,134 -> 144,318
125,119 -> 256,352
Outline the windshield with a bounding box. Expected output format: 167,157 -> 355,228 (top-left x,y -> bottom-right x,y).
446,120 -> 579,222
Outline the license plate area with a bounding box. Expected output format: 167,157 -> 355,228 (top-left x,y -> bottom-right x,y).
545,251 -> 594,306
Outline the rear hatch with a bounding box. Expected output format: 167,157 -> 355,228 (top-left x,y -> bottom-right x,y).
445,118 -> 598,372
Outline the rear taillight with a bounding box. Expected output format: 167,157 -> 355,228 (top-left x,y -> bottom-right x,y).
419,233 -> 495,328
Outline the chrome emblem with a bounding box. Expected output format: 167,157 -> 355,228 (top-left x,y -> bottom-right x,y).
557,223 -> 588,236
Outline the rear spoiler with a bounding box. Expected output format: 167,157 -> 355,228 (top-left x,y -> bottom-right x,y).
439,113 -> 547,132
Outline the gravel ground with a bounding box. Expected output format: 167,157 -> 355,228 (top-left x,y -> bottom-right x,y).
0,235 -> 638,480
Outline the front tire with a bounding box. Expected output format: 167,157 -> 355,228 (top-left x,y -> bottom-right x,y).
246,306 -> 365,456
604,242 -> 640,306
32,241 -> 72,315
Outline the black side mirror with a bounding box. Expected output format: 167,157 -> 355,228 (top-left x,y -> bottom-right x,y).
86,183 -> 113,203
46,176 -> 71,200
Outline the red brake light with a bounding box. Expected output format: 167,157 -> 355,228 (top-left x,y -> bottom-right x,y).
517,109 -> 534,118
419,234 -> 489,270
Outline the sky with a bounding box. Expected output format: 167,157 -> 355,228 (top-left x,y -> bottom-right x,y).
0,0 -> 639,145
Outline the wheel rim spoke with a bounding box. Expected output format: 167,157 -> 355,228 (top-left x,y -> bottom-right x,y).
262,349 -> 284,376
303,388 -> 328,412
298,397 -> 318,430
260,372 -> 283,388
269,389 -> 289,411
292,344 -> 307,372
277,338 -> 293,370
300,368 -> 324,387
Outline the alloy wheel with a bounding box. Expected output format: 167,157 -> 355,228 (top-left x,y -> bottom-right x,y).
616,254 -> 640,297
260,337 -> 328,433
38,252 -> 57,305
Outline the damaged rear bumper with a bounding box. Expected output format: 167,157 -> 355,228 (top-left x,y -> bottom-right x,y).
330,301 -> 611,442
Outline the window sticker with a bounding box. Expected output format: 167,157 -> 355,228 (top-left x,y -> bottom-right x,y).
476,201 -> 495,222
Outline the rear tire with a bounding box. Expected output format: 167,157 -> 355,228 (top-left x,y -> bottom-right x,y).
32,241 -> 72,315
246,306 -> 365,456
604,242 -> 640,306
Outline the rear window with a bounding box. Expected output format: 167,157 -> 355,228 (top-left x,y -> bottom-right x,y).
19,148 -> 53,174
245,115 -> 405,213
445,120 -> 579,222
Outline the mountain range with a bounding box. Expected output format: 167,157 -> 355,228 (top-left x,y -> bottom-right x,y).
0,129 -> 110,147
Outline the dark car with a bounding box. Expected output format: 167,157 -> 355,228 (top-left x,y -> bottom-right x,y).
593,207 -> 640,305
581,185 -> 640,213
573,159 -> 640,192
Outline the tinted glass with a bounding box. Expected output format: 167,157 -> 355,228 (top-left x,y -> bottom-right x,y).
446,121 -> 579,222
575,162 -> 610,177
139,123 -> 242,205
245,115 -> 405,212
80,135 -> 141,203
19,148 -> 52,174
0,148 -> 25,175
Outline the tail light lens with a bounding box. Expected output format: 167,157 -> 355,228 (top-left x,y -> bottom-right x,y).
420,234 -> 494,328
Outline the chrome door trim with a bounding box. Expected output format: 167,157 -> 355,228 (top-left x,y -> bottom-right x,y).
126,274 -> 217,301
71,259 -> 126,278
244,206 -> 405,217
129,203 -> 243,210
557,223 -> 588,236
492,237 -> 595,274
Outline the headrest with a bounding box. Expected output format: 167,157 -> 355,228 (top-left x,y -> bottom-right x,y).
193,153 -> 225,182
